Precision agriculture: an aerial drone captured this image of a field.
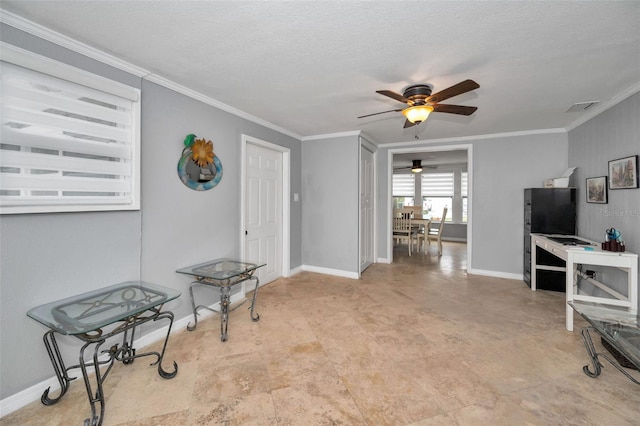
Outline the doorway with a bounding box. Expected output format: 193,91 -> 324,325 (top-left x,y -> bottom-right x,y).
241,135 -> 290,287
388,144 -> 472,269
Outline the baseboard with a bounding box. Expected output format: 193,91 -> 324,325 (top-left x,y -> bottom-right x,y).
0,292 -> 244,418
467,268 -> 523,281
288,265 -> 303,276
0,376 -> 61,418
376,257 -> 391,264
300,265 -> 359,279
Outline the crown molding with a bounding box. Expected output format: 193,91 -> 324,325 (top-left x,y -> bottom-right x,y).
378,128 -> 567,148
565,82 -> 640,132
144,74 -> 302,140
0,9 -> 303,141
358,131 -> 379,147
301,130 -> 362,142
0,9 -> 149,77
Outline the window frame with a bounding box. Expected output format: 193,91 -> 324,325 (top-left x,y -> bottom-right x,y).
421,172 -> 454,222
0,42 -> 141,215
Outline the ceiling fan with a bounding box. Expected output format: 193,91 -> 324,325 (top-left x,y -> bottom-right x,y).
358,79 -> 480,128
393,160 -> 436,173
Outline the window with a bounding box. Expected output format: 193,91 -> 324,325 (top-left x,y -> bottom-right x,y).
392,174 -> 414,209
461,172 -> 468,223
1,45 -> 140,214
421,172 -> 453,222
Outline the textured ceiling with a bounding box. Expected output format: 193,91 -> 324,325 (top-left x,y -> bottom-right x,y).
1,1 -> 639,144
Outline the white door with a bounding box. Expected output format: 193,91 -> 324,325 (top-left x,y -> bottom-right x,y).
245,143 -> 282,285
360,145 -> 374,272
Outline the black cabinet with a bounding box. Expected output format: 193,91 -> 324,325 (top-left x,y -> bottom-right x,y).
523,188 -> 576,291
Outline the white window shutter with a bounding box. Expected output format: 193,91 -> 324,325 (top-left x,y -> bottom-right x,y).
1,56 -> 140,214
392,174 -> 415,197
461,172 -> 468,197
421,172 -> 454,197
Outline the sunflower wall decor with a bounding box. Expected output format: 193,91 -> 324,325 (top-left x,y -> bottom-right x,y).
177,134 -> 223,191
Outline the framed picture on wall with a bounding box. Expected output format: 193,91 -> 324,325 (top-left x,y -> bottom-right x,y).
608,155 -> 638,189
586,176 -> 608,204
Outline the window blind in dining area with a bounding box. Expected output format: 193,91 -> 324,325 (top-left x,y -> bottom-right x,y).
461,172 -> 468,197
392,174 -> 415,197
421,172 -> 454,196
0,50 -> 140,214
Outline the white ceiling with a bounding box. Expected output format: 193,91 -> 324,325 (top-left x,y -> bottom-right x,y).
1,1 -> 639,144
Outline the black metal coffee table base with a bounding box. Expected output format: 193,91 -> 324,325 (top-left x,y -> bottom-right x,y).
579,326 -> 639,385
40,308 -> 178,425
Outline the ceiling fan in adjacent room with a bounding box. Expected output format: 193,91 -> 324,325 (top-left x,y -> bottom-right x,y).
358,79 -> 480,128
393,160 -> 436,173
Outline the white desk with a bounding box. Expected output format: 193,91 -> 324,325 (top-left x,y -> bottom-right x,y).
530,234 -> 638,331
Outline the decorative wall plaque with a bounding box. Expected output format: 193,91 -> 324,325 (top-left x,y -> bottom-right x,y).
177,134 -> 223,191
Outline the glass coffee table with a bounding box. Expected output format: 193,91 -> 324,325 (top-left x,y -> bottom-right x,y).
176,258 -> 265,341
27,281 -> 180,426
569,301 -> 639,384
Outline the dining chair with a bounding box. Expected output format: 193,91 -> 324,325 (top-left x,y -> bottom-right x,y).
392,213 -> 419,256
406,205 -> 424,218
400,206 -> 425,251
427,207 -> 448,256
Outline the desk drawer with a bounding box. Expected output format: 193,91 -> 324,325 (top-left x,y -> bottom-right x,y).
536,246 -> 566,267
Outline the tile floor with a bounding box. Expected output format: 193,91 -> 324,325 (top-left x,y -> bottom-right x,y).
3,242 -> 639,425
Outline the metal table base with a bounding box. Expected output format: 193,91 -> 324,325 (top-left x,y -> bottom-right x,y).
187,273 -> 260,341
579,326 -> 640,385
40,307 -> 178,425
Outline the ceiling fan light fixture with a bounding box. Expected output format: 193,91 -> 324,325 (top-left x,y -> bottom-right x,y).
402,105 -> 434,124
411,160 -> 423,173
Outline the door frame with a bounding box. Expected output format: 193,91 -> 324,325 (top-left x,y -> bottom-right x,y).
359,136 -> 377,275
387,143 -> 473,270
240,134 -> 291,281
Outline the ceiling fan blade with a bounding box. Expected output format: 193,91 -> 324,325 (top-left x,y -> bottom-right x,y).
426,79 -> 479,104
403,119 -> 416,128
432,104 -> 478,116
357,108 -> 403,119
394,163 -> 437,170
376,90 -> 410,104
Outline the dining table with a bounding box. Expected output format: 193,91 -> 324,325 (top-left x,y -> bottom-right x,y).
406,214 -> 431,253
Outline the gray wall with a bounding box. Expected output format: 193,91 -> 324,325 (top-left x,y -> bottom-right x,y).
140,80 -> 302,323
442,223 -> 467,241
0,26 -> 301,400
568,92 -> 640,305
569,92 -> 640,253
377,132 -> 569,275
0,212 -> 141,398
0,22 -> 144,400
302,135 -> 359,273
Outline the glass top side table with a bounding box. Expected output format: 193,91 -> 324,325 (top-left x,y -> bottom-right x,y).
28,280 -> 180,335
176,258 -> 266,341
27,281 -> 181,426
569,300 -> 639,384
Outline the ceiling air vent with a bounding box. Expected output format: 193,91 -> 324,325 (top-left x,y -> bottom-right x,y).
566,101 -> 599,112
